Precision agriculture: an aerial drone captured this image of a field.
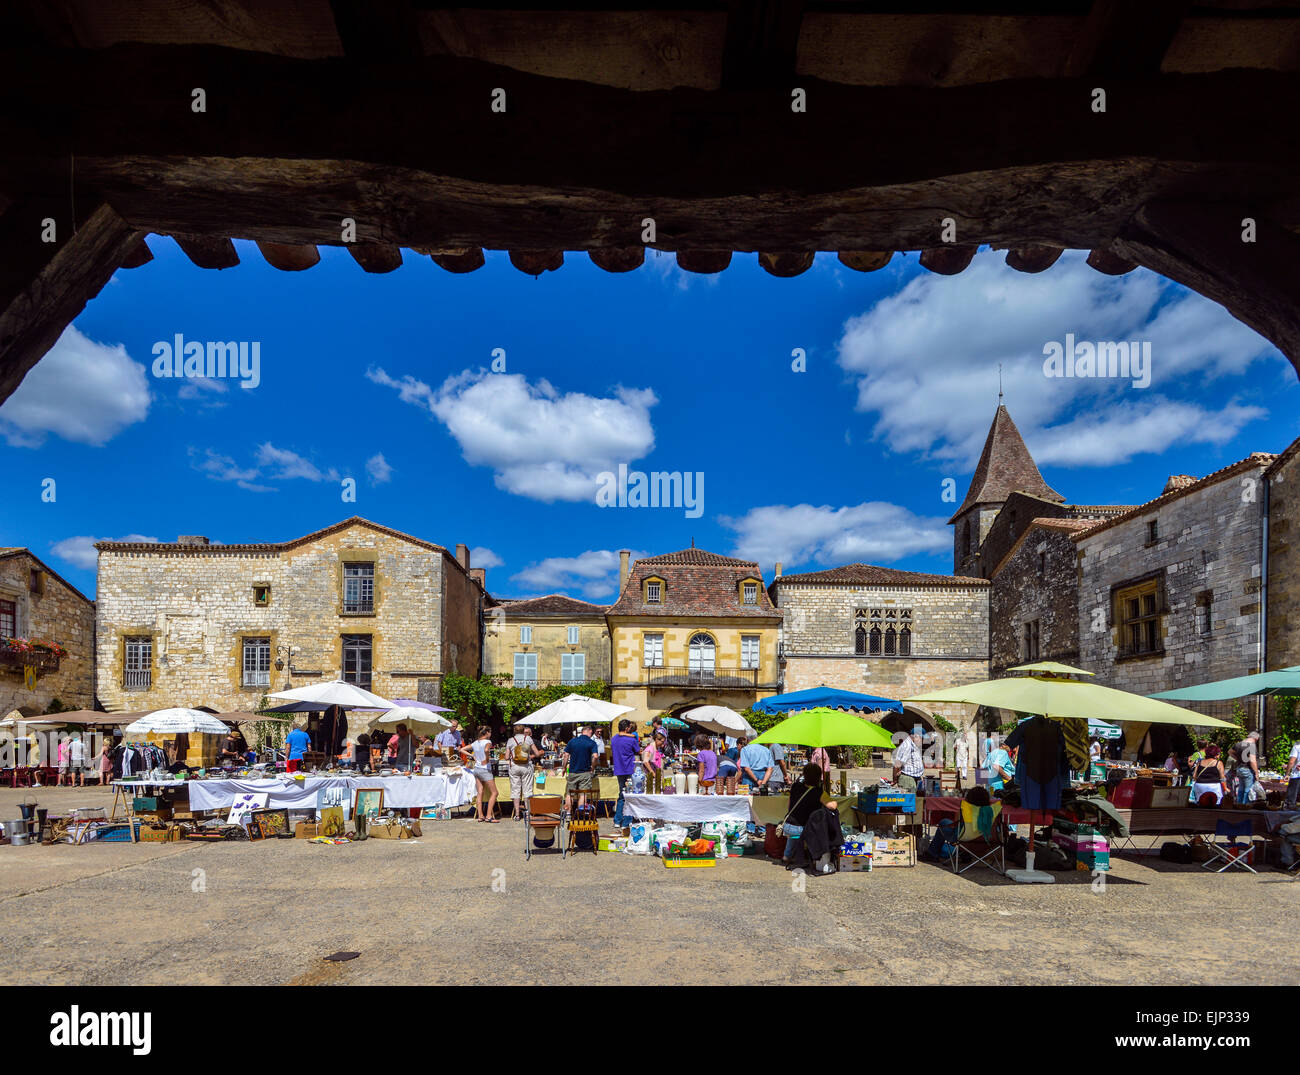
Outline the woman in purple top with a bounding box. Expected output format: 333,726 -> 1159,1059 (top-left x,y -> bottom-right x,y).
693,733 -> 719,793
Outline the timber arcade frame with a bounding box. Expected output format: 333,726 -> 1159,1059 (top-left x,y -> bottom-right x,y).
3,0 -> 1300,403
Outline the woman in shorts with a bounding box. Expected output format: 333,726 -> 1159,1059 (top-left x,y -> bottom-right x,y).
470,727 -> 500,823
717,738 -> 740,795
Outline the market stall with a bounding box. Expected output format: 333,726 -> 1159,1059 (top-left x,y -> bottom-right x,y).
622,793 -> 756,824
187,771 -> 478,812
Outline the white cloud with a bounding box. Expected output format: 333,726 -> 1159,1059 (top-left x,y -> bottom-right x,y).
368,367 -> 658,502
722,502 -> 950,571
0,326 -> 151,447
470,546 -> 504,569
176,377 -> 228,402
189,447 -> 274,492
189,443 -> 342,492
51,533 -> 158,571
511,549 -> 644,600
255,443 -> 340,483
836,249 -> 1284,470
365,453 -> 393,485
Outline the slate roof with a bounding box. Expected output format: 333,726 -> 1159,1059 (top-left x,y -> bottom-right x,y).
950,405 -> 1063,522
606,548 -> 779,617
773,563 -> 989,588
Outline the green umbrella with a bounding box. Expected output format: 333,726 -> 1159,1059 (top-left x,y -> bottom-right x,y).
1151,665 -> 1300,700
752,707 -> 896,749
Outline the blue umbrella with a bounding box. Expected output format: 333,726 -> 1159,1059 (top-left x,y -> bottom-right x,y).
752,686 -> 903,715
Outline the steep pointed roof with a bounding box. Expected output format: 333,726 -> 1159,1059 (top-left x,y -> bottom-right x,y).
948,405 -> 1063,523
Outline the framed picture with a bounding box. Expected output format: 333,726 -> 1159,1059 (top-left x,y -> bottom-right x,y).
251,808 -> 291,839
317,783 -> 351,820
419,806 -> 450,821
353,787 -> 385,820
228,792 -> 269,829
319,806 -> 346,837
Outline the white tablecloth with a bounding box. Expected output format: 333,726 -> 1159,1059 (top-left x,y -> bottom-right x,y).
187,772 -> 477,812
622,794 -> 756,824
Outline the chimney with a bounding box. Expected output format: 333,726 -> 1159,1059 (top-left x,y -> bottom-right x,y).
177,535 -> 210,545
619,550 -> 631,594
469,567 -> 485,588
774,561 -> 782,578
456,543 -> 470,570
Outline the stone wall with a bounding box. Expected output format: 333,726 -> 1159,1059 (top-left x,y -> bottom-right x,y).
0,552 -> 95,715
1076,464 -> 1267,726
990,526 -> 1081,677
1266,449 -> 1300,741
96,522 -> 481,713
483,618 -> 611,684
953,506 -> 1000,576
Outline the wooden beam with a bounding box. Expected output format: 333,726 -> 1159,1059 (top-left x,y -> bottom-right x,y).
1064,0 -> 1189,79
1086,247 -> 1138,275
721,0 -> 806,90
837,251 -> 892,272
119,237 -> 154,269
1004,244 -> 1063,273
0,201 -> 143,403
257,241 -> 321,271
1114,201 -> 1300,375
346,241 -> 403,273
428,248 -> 485,273
588,247 -> 645,273
172,234 -> 239,270
758,250 -> 814,277
920,245 -> 978,275
508,249 -> 563,275
677,250 -> 732,274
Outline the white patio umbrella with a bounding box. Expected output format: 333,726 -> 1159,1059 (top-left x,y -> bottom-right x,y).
682,705 -> 756,737
268,679 -> 395,710
124,707 -> 231,736
365,705 -> 453,737
521,694 -> 634,726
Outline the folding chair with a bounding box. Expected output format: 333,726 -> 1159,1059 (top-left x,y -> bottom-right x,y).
949,799 -> 1005,875
524,794 -> 565,860
1201,818 -> 1258,873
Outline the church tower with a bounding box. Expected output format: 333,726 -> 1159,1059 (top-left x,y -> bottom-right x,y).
950,404 -> 1062,576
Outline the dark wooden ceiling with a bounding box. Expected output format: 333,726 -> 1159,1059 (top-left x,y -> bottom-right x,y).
3,0 -> 1300,402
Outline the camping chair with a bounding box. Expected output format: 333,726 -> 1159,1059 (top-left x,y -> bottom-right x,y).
1201,818 -> 1258,873
524,794 -> 565,860
949,799 -> 1005,875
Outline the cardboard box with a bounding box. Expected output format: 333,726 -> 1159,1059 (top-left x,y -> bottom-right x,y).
1150,786 -> 1189,808
138,825 -> 182,843
367,819 -> 422,839
839,853 -> 872,872
869,833 -> 914,867
294,822 -> 319,839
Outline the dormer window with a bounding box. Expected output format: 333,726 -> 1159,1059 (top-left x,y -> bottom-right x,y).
644,577 -> 665,604
742,581 -> 758,605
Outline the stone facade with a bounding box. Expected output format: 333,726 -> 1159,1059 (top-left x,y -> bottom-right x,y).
95,518 -> 483,716
483,595 -> 611,685
0,549 -> 95,715
1075,457 -> 1272,726
772,570 -> 989,732
1264,444 -> 1300,740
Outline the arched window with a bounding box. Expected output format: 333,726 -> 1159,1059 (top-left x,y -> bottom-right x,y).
884,626 -> 897,656
854,625 -> 867,655
899,626 -> 911,656
688,633 -> 716,677
869,626 -> 882,656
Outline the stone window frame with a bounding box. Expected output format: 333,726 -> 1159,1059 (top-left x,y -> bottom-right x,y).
341,633 -> 374,690
0,594 -> 18,638
252,582 -> 271,607
123,633 -> 156,690
740,633 -> 760,670
240,635 -> 273,690
644,575 -> 666,605
642,631 -> 665,668
1195,589 -> 1213,637
1111,571 -> 1167,660
340,558 -> 377,616
739,577 -> 760,606
861,606 -> 913,658
1022,619 -> 1041,661
1144,518 -> 1160,547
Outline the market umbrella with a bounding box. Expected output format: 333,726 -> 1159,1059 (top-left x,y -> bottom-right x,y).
661,716 -> 690,730
25,709 -> 146,725
682,705 -> 756,737
391,697 -> 453,713
521,693 -> 633,725
365,705 -> 453,737
1088,718 -> 1123,740
124,707 -> 231,736
268,679 -> 395,710
751,686 -> 903,714
752,707 -> 895,749
1150,665 -> 1300,700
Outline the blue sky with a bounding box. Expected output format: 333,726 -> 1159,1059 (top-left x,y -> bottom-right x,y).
1,240 -> 1295,601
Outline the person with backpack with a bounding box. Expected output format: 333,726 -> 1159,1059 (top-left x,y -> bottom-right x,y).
505,722 -> 540,820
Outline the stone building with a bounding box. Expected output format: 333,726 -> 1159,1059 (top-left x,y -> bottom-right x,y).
0,548 -> 95,715
483,593 -> 610,686
770,563 -> 989,733
1262,440 -> 1300,740
1074,454 -> 1275,726
95,517 -> 484,715
605,547 -> 782,724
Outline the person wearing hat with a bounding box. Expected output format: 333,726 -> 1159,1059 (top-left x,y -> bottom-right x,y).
1234,730 -> 1262,803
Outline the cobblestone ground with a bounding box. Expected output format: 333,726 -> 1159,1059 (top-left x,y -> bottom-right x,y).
1,785 -> 1293,986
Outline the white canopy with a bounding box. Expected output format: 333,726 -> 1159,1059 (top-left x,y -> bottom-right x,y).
124,707 -> 231,736
519,694 -> 634,726
682,705 -> 756,737
366,706 -> 453,737
269,679 -> 395,710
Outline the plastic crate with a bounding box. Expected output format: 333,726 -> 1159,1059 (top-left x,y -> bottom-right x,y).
857,787 -> 916,813
663,856 -> 717,868
96,821 -> 140,842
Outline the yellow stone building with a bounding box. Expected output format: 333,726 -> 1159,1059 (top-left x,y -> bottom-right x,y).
0,548 -> 95,715
483,594 -> 610,686
95,518 -> 485,725
605,547 -> 782,724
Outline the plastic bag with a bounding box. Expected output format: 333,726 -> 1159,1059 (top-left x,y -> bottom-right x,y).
624,822 -> 653,855
651,825 -> 689,856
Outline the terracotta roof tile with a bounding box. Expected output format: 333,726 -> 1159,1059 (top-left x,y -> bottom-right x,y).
774,563 -> 989,588
950,405 -> 1063,522
488,593 -> 608,616
607,549 -> 778,617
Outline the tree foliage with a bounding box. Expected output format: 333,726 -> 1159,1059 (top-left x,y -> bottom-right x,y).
1268,695 -> 1300,771
440,674 -> 611,733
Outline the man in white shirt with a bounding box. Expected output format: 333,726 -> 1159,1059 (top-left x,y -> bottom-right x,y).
892,733 -> 925,793
954,734 -> 969,787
